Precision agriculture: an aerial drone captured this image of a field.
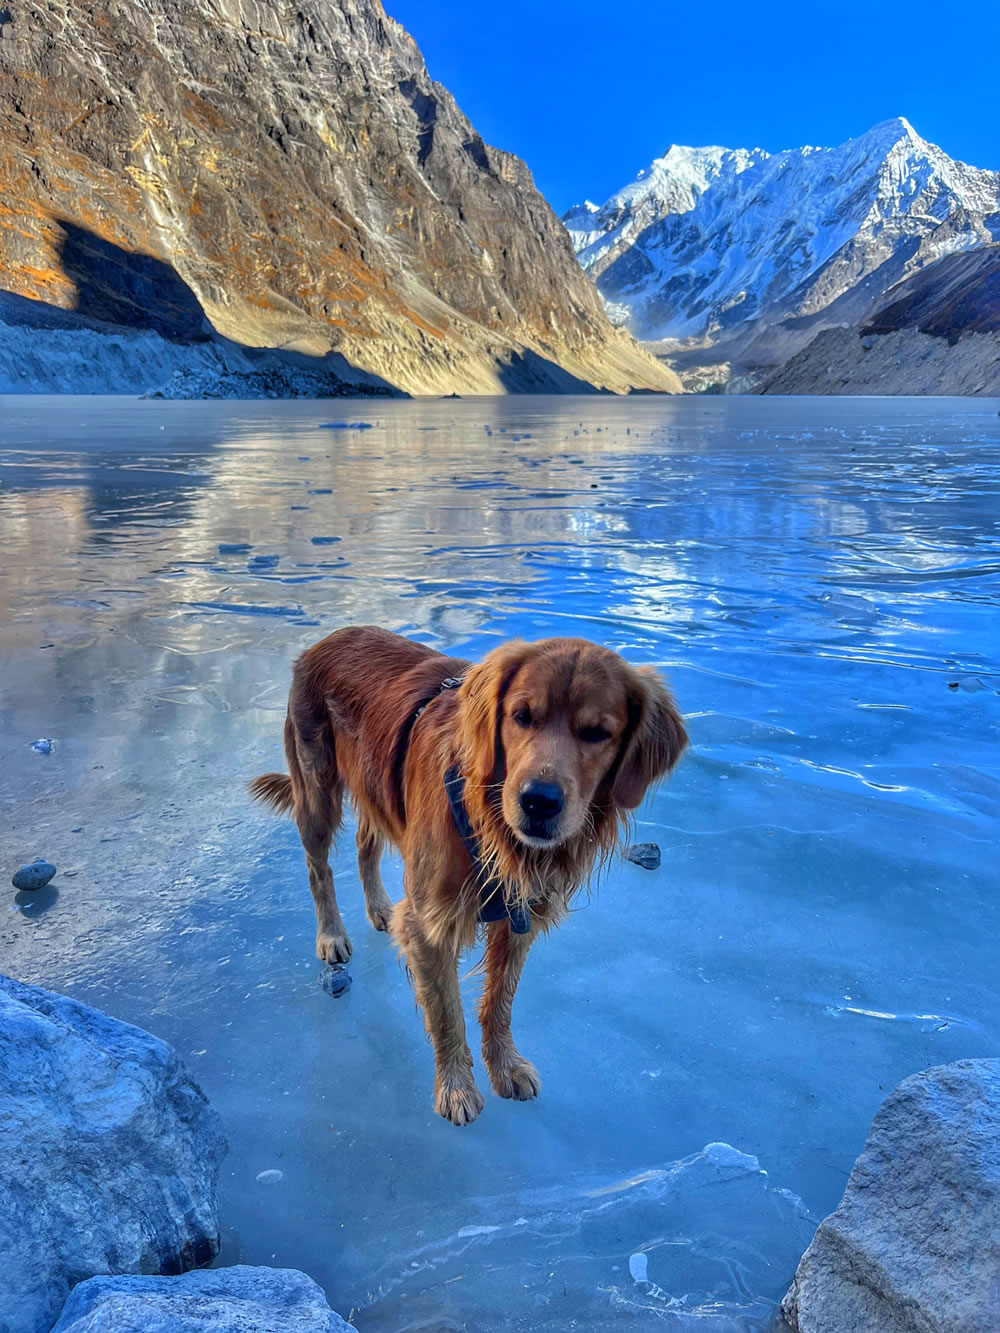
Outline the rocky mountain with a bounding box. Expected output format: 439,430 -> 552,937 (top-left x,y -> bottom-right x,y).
565,120 -> 1000,378
863,244 -> 1000,340
758,244 -> 1000,396
0,0 -> 678,396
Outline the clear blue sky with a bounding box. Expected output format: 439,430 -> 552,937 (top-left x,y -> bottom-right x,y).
386,0 -> 1000,215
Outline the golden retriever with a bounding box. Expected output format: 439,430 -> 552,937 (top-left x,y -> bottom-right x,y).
251,626 -> 687,1124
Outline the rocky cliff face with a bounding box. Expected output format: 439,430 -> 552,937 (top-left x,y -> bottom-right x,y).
758,245 -> 1000,396
0,0 -> 678,395
863,244 -> 1000,340
565,119 -> 1000,378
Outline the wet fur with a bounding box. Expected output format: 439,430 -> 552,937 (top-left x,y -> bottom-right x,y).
251,626 -> 687,1124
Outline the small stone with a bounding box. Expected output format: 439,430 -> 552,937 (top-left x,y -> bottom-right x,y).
321,964 -> 352,998
623,842 -> 661,870
628,1252 -> 648,1282
12,860 -> 57,891
30,738 -> 54,754
255,1169 -> 284,1186
951,676 -> 986,693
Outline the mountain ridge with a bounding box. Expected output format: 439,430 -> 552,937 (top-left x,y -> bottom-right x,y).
564,119 -> 1000,376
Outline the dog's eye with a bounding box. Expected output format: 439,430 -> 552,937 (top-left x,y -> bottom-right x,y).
578,725 -> 611,744
512,707 -> 532,728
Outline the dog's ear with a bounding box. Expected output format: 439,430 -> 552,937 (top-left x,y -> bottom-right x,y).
612,665 -> 688,810
458,641 -> 530,785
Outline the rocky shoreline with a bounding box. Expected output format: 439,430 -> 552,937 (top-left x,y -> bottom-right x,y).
3,971 -> 996,1332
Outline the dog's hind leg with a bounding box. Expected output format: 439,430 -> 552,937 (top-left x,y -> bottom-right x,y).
479,922 -> 540,1101
356,818 -> 393,933
285,709 -> 352,964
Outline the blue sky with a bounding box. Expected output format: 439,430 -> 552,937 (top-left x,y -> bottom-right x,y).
386,0 -> 1000,214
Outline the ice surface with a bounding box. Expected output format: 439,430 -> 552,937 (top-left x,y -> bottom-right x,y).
1,394 -> 998,1330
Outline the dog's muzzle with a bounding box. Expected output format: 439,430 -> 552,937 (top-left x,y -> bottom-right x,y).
518,780 -> 564,841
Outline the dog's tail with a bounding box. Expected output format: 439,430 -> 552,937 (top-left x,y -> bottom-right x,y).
249,772 -> 295,815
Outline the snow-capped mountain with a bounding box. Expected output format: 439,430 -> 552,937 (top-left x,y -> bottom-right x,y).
565,119 -> 1000,362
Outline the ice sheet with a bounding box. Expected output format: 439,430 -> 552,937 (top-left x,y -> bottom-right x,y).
2,394 -> 998,1329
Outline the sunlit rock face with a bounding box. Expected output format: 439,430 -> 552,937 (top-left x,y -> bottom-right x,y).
0,0 -> 679,396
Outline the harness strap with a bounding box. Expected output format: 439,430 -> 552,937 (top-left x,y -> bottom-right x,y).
443,765 -> 533,934
393,674 -> 465,823
414,675 -> 464,720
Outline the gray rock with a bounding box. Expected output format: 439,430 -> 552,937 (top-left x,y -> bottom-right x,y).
0,974 -> 227,1333
782,1059 -> 1000,1333
11,859 -> 57,890
623,842 -> 661,870
49,1267 -> 351,1333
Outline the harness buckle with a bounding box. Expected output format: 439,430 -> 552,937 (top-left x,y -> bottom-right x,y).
414,675 -> 465,722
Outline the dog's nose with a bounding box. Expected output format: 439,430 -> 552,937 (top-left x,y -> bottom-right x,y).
519,780 -> 564,821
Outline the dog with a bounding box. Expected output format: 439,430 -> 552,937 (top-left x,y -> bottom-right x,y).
251,626 -> 687,1125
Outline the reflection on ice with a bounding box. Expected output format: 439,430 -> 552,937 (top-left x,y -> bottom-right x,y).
1,393 -> 998,1330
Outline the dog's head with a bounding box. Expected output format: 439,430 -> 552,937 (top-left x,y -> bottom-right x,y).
458,638 -> 687,849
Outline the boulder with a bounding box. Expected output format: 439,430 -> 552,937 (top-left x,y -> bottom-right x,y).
49,1267 -> 351,1333
782,1059 -> 1000,1333
0,975 -> 227,1333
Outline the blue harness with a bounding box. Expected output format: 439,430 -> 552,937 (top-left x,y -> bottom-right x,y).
412,673 -> 533,934
444,765 -> 533,934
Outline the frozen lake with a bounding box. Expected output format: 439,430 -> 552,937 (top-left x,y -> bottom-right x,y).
2,393 -> 999,1329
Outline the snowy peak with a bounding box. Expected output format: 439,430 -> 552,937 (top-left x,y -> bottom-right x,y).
563,143 -> 765,279
865,116 -> 921,147
566,120 -> 1000,351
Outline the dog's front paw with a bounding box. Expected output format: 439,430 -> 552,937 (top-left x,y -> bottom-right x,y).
365,893 -> 394,933
435,1075 -> 485,1126
487,1053 -> 541,1101
316,930 -> 353,964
